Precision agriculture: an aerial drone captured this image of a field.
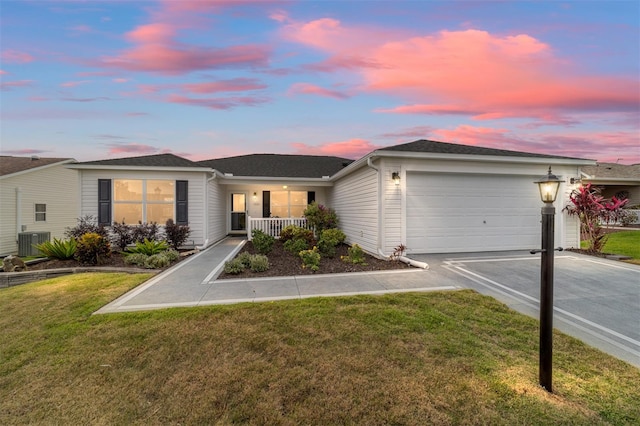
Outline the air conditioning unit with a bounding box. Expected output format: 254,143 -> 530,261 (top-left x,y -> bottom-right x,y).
18,232 -> 51,257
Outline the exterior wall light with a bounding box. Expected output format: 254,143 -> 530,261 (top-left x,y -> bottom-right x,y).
392,172 -> 400,186
531,166 -> 565,393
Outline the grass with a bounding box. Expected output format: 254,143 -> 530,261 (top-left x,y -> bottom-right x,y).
581,230 -> 640,264
1,273 -> 639,425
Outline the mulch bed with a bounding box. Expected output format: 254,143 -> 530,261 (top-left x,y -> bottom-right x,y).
218,241 -> 412,280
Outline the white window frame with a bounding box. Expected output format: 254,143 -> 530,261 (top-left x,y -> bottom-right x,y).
270,190 -> 308,218
113,179 -> 175,224
35,203 -> 46,222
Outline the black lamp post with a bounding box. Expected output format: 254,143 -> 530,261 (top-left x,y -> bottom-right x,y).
532,166 -> 564,393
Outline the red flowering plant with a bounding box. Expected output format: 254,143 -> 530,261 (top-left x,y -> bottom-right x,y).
564,183 -> 628,253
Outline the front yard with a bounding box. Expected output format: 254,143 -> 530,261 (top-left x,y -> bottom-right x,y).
1,273 -> 638,424
580,230 -> 640,265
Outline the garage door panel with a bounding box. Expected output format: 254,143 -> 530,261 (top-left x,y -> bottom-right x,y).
406,173 -> 540,253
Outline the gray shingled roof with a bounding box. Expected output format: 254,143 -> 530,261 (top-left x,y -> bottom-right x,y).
582,163 -> 640,179
379,139 -> 588,160
74,153 -> 201,168
0,156 -> 74,177
197,154 -> 353,178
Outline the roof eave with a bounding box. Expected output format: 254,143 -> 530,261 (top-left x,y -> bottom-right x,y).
217,175 -> 333,186
581,177 -> 640,185
1,158 -> 76,180
66,164 -> 213,173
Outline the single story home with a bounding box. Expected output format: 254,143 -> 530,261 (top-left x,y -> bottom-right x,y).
67,140 -> 595,256
580,163 -> 640,207
0,156 -> 79,256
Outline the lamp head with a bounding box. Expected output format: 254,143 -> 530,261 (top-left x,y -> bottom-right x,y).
534,166 -> 564,203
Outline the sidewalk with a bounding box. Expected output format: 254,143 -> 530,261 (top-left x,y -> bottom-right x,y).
96,237 -> 458,314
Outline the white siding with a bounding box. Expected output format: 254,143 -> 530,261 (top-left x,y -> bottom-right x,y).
79,170 -> 207,246
380,160 -> 402,254
329,166 -> 378,254
207,178 -> 227,244
0,164 -> 79,255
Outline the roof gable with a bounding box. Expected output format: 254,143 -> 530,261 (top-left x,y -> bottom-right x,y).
73,153 -> 201,168
197,154 -> 353,178
0,156 -> 74,177
379,139 -> 588,161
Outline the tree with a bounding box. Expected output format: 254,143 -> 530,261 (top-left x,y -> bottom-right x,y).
564,183 -> 628,252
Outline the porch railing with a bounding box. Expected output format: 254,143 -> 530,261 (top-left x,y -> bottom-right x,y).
247,217 -> 310,240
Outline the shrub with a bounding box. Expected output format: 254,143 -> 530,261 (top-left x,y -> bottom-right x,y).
279,225 -> 315,244
317,228 -> 346,258
75,232 -> 111,265
249,254 -> 270,272
342,244 -> 366,265
143,253 -> 171,269
123,250 -> 179,269
251,229 -> 275,254
284,238 -> 309,255
299,246 -> 321,272
164,219 -> 191,250
124,253 -> 148,266
224,258 -> 246,274
303,202 -> 339,236
126,238 -> 169,256
65,215 -> 108,240
109,220 -> 134,251
35,238 -> 77,260
237,251 -> 253,268
131,222 -> 160,244
620,210 -> 638,227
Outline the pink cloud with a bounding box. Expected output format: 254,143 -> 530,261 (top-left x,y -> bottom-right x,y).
1,80 -> 34,91
167,94 -> 269,109
292,138 -> 382,159
280,19 -> 639,123
106,143 -> 159,155
183,78 -> 267,94
126,23 -> 175,43
288,82 -> 349,99
60,80 -> 90,87
1,49 -> 34,63
0,69 -> 8,75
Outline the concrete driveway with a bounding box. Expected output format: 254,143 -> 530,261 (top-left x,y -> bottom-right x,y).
410,250 -> 640,368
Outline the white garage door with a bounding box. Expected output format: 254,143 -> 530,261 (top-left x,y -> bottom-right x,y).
406,173 -> 541,253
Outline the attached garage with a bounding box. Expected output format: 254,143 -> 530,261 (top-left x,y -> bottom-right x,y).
406,172 -> 542,253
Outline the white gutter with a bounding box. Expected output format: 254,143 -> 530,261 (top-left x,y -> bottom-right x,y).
15,187 -> 22,241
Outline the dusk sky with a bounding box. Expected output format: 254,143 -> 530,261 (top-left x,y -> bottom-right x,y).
1,0 -> 638,163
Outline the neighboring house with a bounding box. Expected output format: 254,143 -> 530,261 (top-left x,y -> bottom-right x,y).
68,140 -> 595,256
0,156 -> 79,256
580,163 -> 640,206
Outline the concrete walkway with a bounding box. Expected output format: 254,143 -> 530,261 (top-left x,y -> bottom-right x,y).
96,238 -> 458,314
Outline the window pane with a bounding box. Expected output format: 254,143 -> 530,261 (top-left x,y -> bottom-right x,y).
270,191 -> 287,207
290,205 -> 306,218
114,203 -> 142,224
232,194 -> 245,212
147,180 -> 174,202
114,180 -> 142,201
271,206 -> 288,218
290,191 -> 306,205
35,204 -> 46,221
147,203 -> 174,224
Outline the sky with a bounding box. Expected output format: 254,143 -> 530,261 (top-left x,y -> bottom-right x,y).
1,0 -> 639,164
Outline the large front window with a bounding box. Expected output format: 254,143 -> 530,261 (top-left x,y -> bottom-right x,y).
113,179 -> 174,224
271,191 -> 307,217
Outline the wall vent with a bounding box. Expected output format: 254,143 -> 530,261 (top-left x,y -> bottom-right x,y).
18,232 -> 50,257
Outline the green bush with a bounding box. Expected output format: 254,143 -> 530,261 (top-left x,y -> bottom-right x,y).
35,238 -> 77,260
317,228 -> 346,258
299,246 -> 321,272
284,238 -> 309,255
237,251 -> 253,268
123,250 -> 179,269
126,238 -> 169,256
224,258 -> 246,274
303,202 -> 338,236
143,253 -> 171,269
124,253 -> 148,266
251,229 -> 275,254
75,232 -> 111,265
342,244 -> 366,265
249,254 -> 270,272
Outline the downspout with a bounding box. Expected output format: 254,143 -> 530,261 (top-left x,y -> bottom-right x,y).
15,187 -> 22,243
366,157 -> 428,269
196,172 -> 219,250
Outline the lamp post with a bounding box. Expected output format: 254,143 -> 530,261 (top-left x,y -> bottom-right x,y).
532,166 -> 564,393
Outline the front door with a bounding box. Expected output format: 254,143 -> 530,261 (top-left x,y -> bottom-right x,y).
230,193 -> 247,232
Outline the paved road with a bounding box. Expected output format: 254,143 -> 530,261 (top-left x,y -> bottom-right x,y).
411,250 -> 640,368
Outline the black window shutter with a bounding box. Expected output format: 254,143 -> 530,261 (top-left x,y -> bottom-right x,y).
262,191 -> 270,218
98,179 -> 112,226
176,180 -> 188,225
307,191 -> 316,204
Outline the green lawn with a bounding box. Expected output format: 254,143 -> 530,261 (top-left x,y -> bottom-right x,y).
581,230 -> 640,264
1,273 -> 639,425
